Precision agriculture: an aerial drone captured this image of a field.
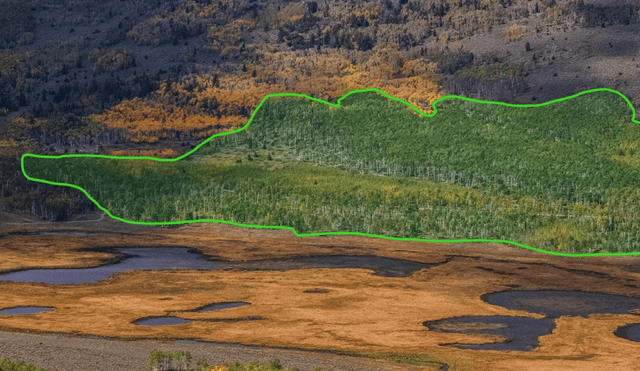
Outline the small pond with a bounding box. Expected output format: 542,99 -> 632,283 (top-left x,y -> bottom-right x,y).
0,248 -> 228,284
231,255 -> 435,277
133,316 -> 193,326
482,290 -> 640,318
426,290 -> 640,352
614,323 -> 640,342
192,302 -> 250,312
0,248 -> 435,284
0,306 -> 54,315
424,315 -> 556,351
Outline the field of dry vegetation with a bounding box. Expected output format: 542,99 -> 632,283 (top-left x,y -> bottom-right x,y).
2,219 -> 640,370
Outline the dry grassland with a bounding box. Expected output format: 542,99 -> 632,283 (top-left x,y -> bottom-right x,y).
2,216 -> 640,370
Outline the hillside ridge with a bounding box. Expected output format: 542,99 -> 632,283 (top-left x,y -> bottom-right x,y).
21,86 -> 639,165
19,87 -> 640,257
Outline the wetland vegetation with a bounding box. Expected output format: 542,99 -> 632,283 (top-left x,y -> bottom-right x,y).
23,89 -> 640,253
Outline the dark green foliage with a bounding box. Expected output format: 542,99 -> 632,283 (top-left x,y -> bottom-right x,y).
0,357 -> 50,371
221,90 -> 635,205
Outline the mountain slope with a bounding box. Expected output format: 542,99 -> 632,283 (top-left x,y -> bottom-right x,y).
22,88 -> 640,253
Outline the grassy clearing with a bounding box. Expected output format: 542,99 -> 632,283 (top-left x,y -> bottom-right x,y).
23,90 -> 640,253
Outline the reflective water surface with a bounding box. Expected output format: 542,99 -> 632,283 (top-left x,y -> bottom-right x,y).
0,307 -> 54,315
424,315 -> 556,351
0,248 -> 435,284
133,316 -> 193,326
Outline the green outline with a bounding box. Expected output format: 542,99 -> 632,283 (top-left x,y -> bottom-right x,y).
20,87 -> 640,257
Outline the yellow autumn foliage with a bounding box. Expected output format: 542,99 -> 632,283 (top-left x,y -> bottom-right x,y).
92,48 -> 444,142
352,4 -> 379,23
274,2 -> 307,27
91,97 -> 246,141
503,24 -> 526,42
243,48 -> 442,113
88,47 -> 135,72
382,184 -> 404,200
207,19 -> 255,54
527,220 -> 586,252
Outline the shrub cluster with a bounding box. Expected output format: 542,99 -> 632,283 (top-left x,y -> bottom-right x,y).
503,24 -> 527,42
88,48 -> 136,72
0,357 -> 49,371
149,350 -> 325,371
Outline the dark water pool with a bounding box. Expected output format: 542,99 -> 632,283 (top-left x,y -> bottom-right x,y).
192,302 -> 250,312
614,323 -> 640,342
231,255 -> 435,277
425,290 -> 640,352
482,290 -> 640,318
424,315 -> 556,351
133,316 -> 193,326
0,248 -> 435,284
0,248 -> 229,284
0,306 -> 54,315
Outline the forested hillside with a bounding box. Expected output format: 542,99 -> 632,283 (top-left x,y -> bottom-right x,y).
3,0 -> 640,221
23,89 -> 640,253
